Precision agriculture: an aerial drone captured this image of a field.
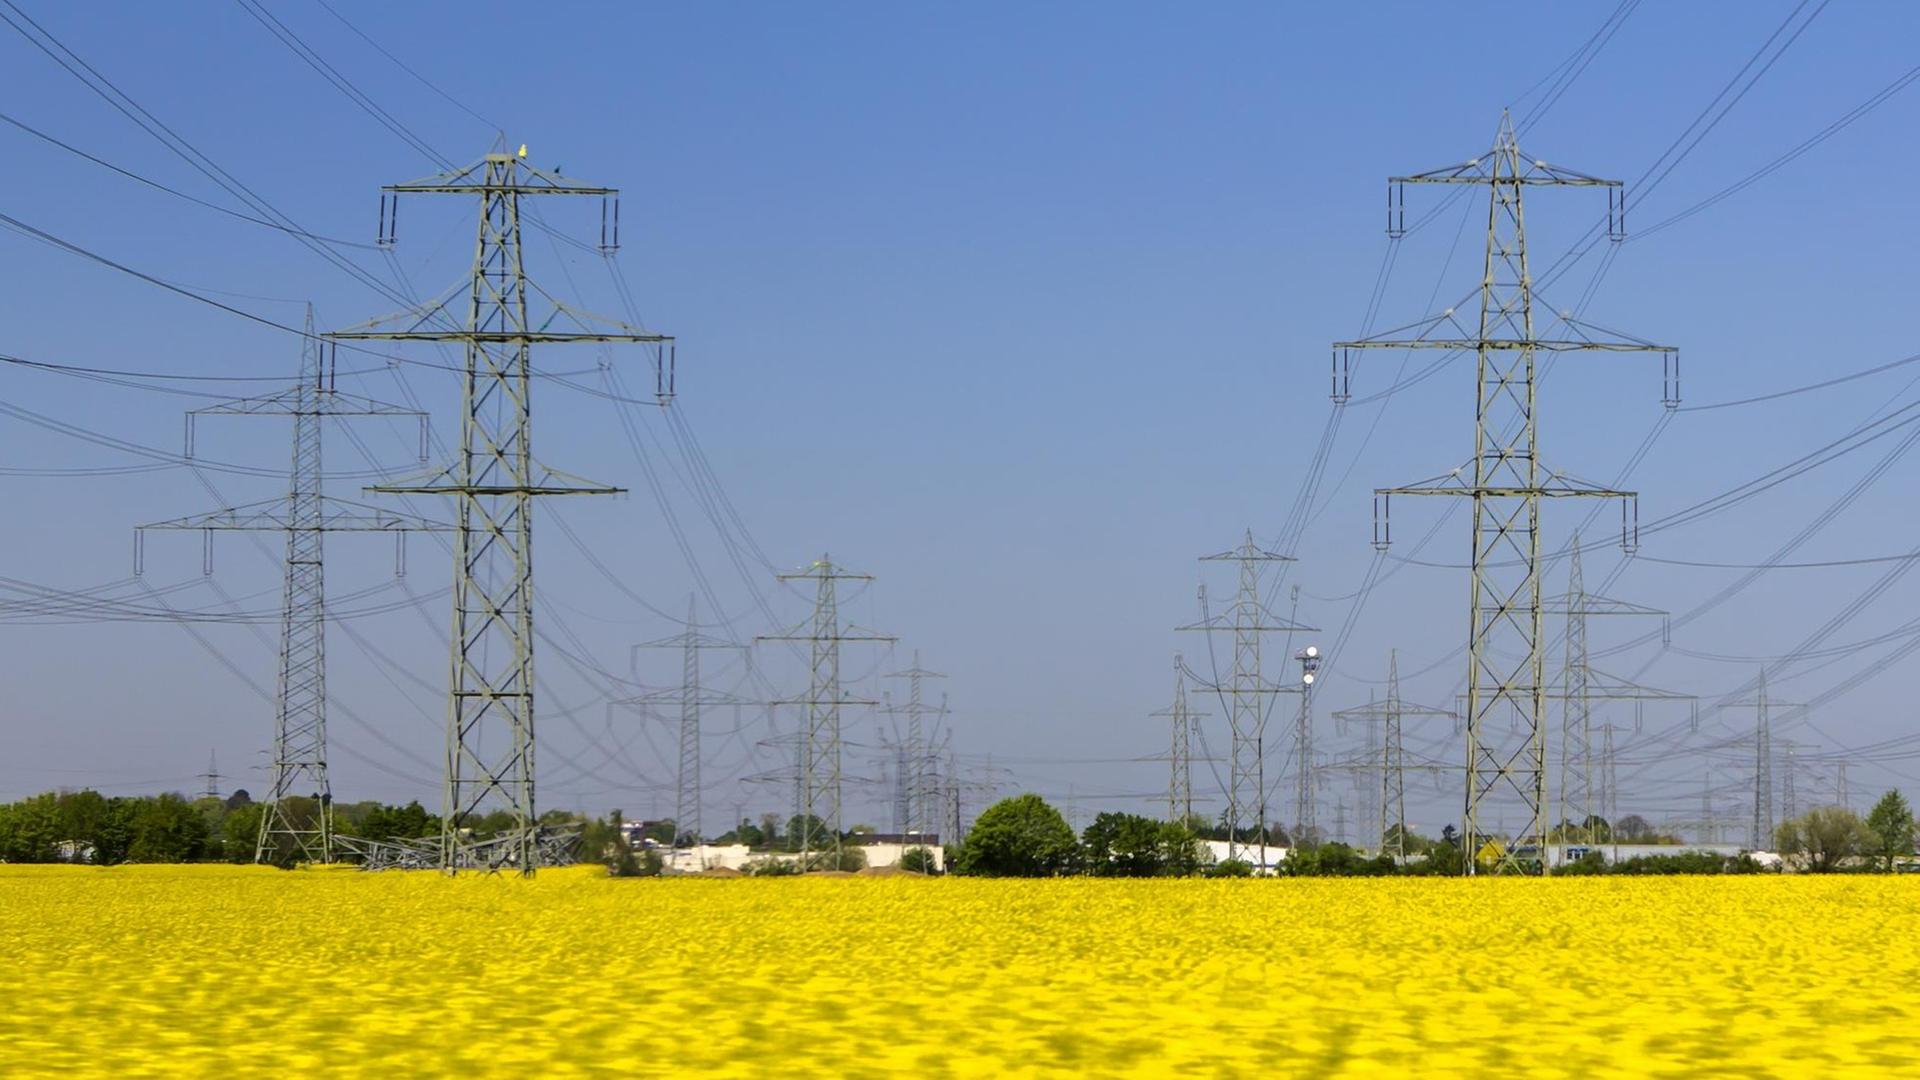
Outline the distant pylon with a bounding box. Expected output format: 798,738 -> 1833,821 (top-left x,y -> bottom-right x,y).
1779,739 -> 1799,820
1332,651 -> 1454,859
625,596 -> 747,852
330,148 -> 675,874
1178,530 -> 1315,861
1726,670 -> 1802,850
200,749 -> 223,802
137,306 -> 440,865
1543,535 -> 1692,848
1340,114 -> 1677,874
757,556 -> 894,865
883,652 -> 946,842
1152,655 -> 1203,825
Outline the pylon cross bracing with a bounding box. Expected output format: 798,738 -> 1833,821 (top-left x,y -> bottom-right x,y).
757,555 -> 894,865
328,148 -> 674,874
1337,113 -> 1677,874
137,307 -> 442,866
1178,530 -> 1316,861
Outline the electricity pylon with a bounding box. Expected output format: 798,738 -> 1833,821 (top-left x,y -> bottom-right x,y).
327,146 -> 675,874
1336,113 -> 1677,874
1727,670 -> 1804,851
199,750 -> 224,801
624,595 -> 746,853
1332,651 -> 1455,858
1150,654 -> 1206,825
1778,738 -> 1800,820
1543,535 -> 1693,848
882,652 -> 946,841
757,556 -> 895,865
137,309 -> 439,865
1179,531 -> 1315,861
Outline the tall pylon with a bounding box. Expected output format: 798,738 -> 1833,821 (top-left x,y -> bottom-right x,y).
138,308 -> 439,865
328,148 -> 675,874
1727,670 -> 1804,851
1332,651 -> 1455,858
1779,738 -> 1799,821
1151,654 -> 1204,825
1337,114 -> 1677,874
883,652 -> 946,842
757,556 -> 895,865
1543,535 -> 1693,848
625,596 -> 747,852
1178,531 -> 1315,861
200,750 -> 224,802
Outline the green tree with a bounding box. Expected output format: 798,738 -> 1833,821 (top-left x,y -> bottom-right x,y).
899,846 -> 938,874
221,802 -> 266,864
954,794 -> 1076,877
1204,858 -> 1252,878
0,793 -> 63,862
1866,789 -> 1915,872
783,814 -> 832,853
1081,812 -> 1167,877
128,793 -> 211,862
1775,806 -> 1869,873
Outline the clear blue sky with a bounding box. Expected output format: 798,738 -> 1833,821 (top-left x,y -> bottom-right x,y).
3,1 -> 1918,841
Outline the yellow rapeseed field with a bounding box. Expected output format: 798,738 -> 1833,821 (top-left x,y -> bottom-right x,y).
2,864 -> 1917,1077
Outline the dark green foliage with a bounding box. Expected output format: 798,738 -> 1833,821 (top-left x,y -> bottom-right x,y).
1080,812 -> 1202,877
783,814 -> 832,853
899,846 -> 938,874
1203,858 -> 1252,878
127,793 -> 211,863
1867,790 -> 1915,871
955,794 -> 1077,877
1282,842 -> 1397,877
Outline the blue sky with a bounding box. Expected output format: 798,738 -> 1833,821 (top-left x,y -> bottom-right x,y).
3,2 -> 1918,841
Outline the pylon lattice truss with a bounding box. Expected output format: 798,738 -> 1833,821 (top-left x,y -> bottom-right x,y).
1338,114 -> 1676,874
328,148 -> 674,874
1178,530 -> 1315,861
136,308 -> 442,866
623,595 -> 747,856
882,652 -> 947,843
1151,654 -> 1206,826
1331,651 -> 1454,859
757,555 -> 894,865
1541,535 -> 1693,850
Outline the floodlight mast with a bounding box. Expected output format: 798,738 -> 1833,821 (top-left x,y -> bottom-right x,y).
1335,113 -> 1677,875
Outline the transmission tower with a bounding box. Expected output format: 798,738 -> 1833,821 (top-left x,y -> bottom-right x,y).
1779,738 -> 1800,820
138,308 -> 439,865
757,556 -> 894,865
327,146 -> 675,874
1332,651 -> 1455,858
624,595 -> 747,854
200,750 -> 224,801
1543,535 -> 1693,850
883,652 -> 947,842
1727,670 -> 1804,851
1337,114 -> 1677,874
1178,531 -> 1315,861
1150,654 -> 1205,825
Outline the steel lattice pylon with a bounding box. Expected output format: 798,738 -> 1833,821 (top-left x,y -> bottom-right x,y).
1542,535 -> 1692,854
1179,531 -> 1315,861
330,148 -> 673,874
1151,654 -> 1202,826
1332,651 -> 1453,859
624,596 -> 746,854
883,652 -> 947,843
137,308 -> 439,865
1337,113 -> 1676,874
758,556 -> 893,866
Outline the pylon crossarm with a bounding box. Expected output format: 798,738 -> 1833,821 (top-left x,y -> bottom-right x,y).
385,158 -> 616,197
1340,337 -> 1669,353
